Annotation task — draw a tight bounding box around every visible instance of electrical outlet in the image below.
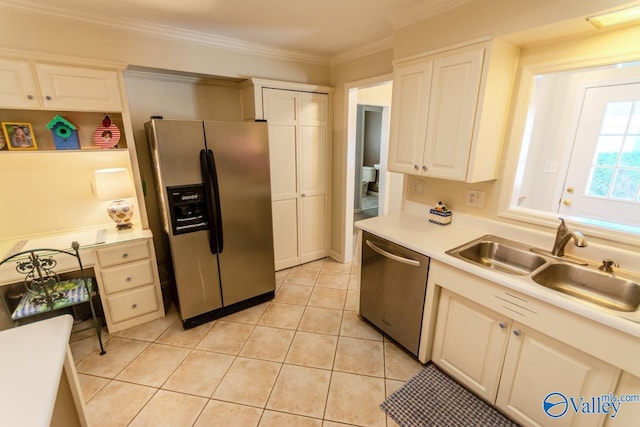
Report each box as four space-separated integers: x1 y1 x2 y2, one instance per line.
466 190 485 208
412 179 425 195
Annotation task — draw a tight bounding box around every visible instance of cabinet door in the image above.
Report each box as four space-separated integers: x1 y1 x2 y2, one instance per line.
496 322 620 427
604 372 640 427
432 289 510 402
388 60 433 174
34 63 122 111
298 92 328 263
423 48 483 180
0 59 40 108
263 89 328 269
264 89 300 269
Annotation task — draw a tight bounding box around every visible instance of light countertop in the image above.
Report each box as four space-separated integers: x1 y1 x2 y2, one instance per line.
0 315 74 427
0 223 152 286
355 205 640 338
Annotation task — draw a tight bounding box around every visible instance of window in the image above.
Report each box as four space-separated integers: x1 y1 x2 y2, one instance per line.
501 59 640 242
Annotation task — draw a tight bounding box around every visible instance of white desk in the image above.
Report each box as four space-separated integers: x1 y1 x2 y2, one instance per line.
0 224 165 333
0 315 87 427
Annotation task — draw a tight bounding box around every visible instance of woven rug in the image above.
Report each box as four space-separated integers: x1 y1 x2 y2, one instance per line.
381 363 520 427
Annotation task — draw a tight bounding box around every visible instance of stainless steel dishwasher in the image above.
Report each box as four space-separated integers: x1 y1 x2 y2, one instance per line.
360 231 429 356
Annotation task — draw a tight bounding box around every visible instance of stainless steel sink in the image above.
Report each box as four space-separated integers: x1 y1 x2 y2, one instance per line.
532 263 640 312
446 235 548 275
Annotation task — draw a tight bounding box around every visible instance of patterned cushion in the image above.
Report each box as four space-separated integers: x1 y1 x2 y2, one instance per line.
11 278 93 320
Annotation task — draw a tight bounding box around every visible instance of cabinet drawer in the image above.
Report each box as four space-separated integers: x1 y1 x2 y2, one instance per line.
96 240 150 268
101 260 154 294
107 285 159 324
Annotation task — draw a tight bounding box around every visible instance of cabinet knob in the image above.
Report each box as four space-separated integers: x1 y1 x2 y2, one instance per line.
414 164 419 171
498 322 507 329
422 165 428 172
301 193 306 198
122 253 129 259
126 276 132 282
27 95 34 100
132 303 137 309
513 329 521 336
45 95 52 101
563 199 572 206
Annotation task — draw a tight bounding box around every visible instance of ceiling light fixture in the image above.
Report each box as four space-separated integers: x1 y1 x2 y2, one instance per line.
587 5 640 28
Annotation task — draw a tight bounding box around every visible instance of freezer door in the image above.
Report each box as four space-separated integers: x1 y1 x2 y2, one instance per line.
146 119 222 319
170 230 223 319
204 121 276 306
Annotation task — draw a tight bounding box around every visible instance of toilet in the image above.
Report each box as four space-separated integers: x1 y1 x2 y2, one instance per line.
362 166 376 195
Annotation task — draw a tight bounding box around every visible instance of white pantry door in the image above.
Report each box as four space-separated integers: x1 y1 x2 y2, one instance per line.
262 88 329 270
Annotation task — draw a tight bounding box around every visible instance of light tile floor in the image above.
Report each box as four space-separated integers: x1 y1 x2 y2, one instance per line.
71 255 423 427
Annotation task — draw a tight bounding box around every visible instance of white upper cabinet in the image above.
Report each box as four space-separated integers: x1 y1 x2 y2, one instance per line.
388 39 518 182
0 59 40 109
0 58 122 111
388 60 433 174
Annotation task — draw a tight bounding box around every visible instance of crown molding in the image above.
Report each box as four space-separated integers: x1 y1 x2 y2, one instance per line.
0 0 330 65
331 36 395 65
388 0 476 30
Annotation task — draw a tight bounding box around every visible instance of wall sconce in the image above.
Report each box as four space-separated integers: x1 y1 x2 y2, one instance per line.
587 5 640 28
94 168 135 230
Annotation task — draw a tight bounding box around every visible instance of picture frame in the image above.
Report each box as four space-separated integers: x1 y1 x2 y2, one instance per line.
2 122 38 150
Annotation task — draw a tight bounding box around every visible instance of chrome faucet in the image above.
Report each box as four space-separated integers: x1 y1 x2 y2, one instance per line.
551 218 588 257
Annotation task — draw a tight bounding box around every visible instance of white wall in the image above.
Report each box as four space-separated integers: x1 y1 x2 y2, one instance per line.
0 8 331 84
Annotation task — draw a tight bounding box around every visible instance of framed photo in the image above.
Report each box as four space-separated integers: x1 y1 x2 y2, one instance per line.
2 122 37 150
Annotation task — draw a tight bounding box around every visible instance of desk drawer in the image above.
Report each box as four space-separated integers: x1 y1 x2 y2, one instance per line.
107 285 159 324
101 260 154 294
97 240 150 268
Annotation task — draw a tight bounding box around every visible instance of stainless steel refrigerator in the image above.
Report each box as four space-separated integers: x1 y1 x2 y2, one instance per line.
145 119 275 328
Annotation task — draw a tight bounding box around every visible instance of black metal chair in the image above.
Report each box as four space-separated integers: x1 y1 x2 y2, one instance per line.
0 241 106 355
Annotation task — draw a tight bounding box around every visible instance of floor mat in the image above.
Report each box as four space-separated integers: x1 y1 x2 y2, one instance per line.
381 363 520 427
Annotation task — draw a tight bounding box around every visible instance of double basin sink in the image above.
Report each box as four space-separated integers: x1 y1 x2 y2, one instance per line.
446 235 640 313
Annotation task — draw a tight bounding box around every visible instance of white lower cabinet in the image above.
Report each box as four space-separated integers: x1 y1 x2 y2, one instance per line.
94 237 165 333
496 323 620 427
432 289 509 402
433 288 621 427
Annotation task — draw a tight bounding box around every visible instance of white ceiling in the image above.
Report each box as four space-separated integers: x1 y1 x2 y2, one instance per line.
3 0 475 61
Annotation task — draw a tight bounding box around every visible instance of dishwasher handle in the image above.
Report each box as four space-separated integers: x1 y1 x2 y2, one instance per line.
365 240 421 267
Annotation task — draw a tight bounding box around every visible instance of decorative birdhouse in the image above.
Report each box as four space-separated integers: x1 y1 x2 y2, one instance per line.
46 115 79 150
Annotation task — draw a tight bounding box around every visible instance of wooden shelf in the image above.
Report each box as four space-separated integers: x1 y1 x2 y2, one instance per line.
0 109 128 151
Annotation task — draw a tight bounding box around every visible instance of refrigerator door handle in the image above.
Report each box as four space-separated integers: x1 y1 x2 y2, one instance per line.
200 149 219 254
207 149 224 253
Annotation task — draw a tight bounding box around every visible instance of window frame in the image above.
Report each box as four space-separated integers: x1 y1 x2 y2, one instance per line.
498 51 640 248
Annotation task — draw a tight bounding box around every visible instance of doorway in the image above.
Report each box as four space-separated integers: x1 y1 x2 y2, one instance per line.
354 105 383 222
342 76 403 262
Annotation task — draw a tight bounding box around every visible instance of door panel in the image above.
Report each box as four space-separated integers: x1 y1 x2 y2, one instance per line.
300 194 326 262
169 230 222 319
432 289 510 402
35 63 122 111
263 88 296 123
203 121 276 305
299 92 328 125
560 83 640 226
267 125 297 199
0 59 40 108
496 323 620 427
272 198 299 270
388 61 433 174
147 120 206 187
300 125 327 195
424 49 483 180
